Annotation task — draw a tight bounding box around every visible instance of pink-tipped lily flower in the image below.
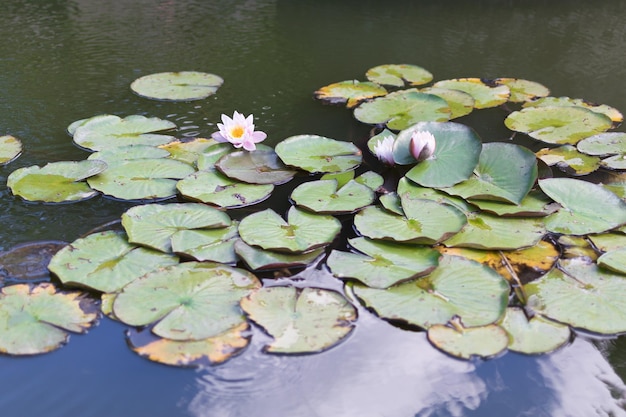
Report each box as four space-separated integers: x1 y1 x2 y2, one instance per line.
409 130 436 162
211 111 267 151
373 135 396 165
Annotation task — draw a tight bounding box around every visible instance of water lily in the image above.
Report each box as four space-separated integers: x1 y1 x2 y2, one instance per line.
373 135 395 165
410 130 436 161
212 111 267 151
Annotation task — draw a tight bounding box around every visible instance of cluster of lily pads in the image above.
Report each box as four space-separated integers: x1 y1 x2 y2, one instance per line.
1 66 625 365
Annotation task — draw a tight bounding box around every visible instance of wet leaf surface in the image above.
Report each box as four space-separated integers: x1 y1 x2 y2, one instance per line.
130 71 224 101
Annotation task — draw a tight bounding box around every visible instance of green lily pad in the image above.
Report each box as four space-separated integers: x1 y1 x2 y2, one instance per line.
171 223 239 264
499 307 570 354
353 89 451 130
327 237 439 289
48 231 179 293
7 160 107 203
432 78 510 109
354 171 384 191
468 190 558 217
159 138 218 165
121 203 231 253
597 247 626 275
216 149 297 185
0 283 98 355
539 178 626 235
0 135 22 165
113 262 261 340
238 206 341 253
67 114 119 136
397 177 473 212
536 145 601 176
504 106 613 145
176 170 274 208
600 173 626 200
197 143 237 170
365 64 433 87
87 158 195 201
130 71 224 101
440 142 538 204
234 239 324 271
88 144 171 164
577 132 626 156
601 154 626 170
419 87 475 119
427 320 509 359
0 241 67 282
588 232 626 252
494 78 550 103
352 254 510 329
443 212 546 250
401 122 482 188
240 286 357 354
128 322 250 367
523 96 623 124
379 192 404 215
314 80 387 108
73 114 177 151
275 135 362 173
290 178 375 214
525 258 626 334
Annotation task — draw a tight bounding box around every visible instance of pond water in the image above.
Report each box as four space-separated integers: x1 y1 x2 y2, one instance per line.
1 1 626 416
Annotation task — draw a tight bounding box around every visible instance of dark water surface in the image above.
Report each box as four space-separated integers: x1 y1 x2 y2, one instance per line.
2 1 626 416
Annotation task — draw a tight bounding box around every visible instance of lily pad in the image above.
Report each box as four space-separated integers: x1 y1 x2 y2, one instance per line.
327 237 439 289
499 307 570 354
365 64 433 87
0 135 22 165
597 247 626 275
353 89 451 130
539 178 626 235
588 232 626 252
0 241 67 282
197 143 237 170
0 283 98 355
73 114 177 151
440 142 538 204
468 190 558 217
275 135 362 173
494 78 550 103
314 80 387 108
216 149 297 185
88 144 171 164
401 122 482 188
397 177 473 212
113 262 261 340
523 96 623 124
234 239 324 271
290 178 375 214
504 106 613 145
171 223 239 264
238 206 341 253
355 171 384 191
121 203 231 253
240 286 357 354
7 160 107 203
176 170 274 208
602 154 626 170
432 78 510 109
524 258 626 334
352 254 510 329
577 132 626 156
130 71 224 101
419 87 475 119
159 137 218 165
48 231 179 293
536 145 601 176
427 320 509 359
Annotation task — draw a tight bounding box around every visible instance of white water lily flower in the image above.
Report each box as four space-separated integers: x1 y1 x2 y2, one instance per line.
211 111 267 151
373 135 395 165
410 130 436 162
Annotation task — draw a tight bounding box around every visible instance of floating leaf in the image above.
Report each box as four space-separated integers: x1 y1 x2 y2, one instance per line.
8 160 107 203
0 283 98 355
0 135 22 165
130 71 224 101
352 255 510 329
327 237 439 289
355 171 384 191
121 203 231 253
494 78 550 102
523 96 623 124
539 178 626 235
468 190 558 217
159 138 218 165
216 149 297 185
0 241 67 282
67 114 119 136
525 258 626 334
234 239 324 271
176 170 274 208
602 154 626 170
440 142 538 204
113 262 261 340
419 87 474 119
240 286 357 354
353 89 451 130
365 64 433 87
197 143 236 170
48 231 179 293
379 192 404 215
238 206 341 253
275 135 362 173
432 78 510 109
427 320 509 359
557 235 597 260
290 178 375 214
88 144 171 164
401 122 482 188
314 80 387 108
397 177 473 212
499 307 570 354
597 247 626 275
577 132 626 156
536 145 601 176
171 223 239 264
504 106 613 145
588 232 626 252
73 114 176 151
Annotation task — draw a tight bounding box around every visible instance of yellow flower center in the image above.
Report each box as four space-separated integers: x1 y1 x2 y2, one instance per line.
229 125 245 139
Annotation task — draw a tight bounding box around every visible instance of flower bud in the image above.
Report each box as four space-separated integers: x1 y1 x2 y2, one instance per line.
409 131 436 162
